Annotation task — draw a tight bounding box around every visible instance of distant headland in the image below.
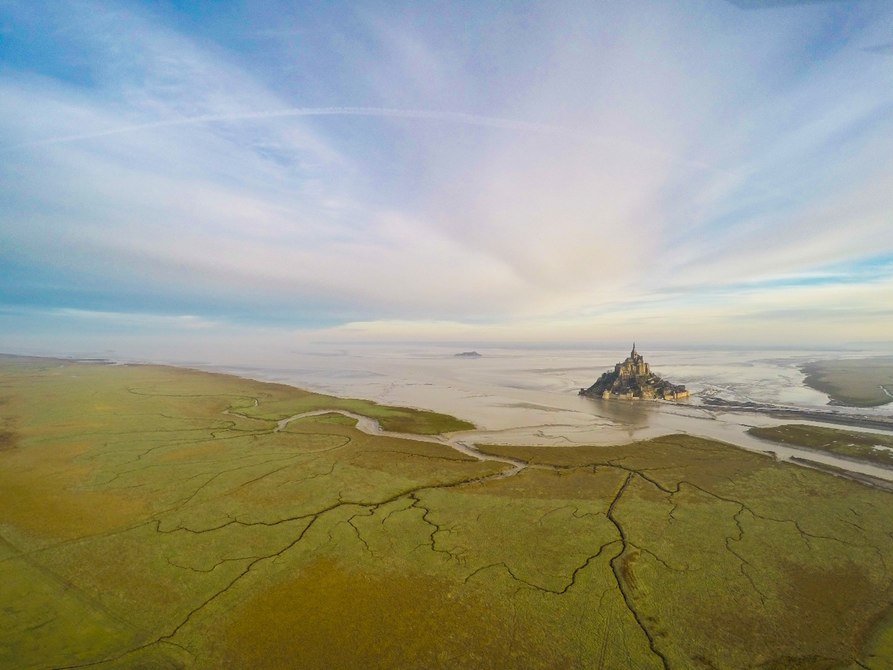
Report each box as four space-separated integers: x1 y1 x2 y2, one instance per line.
579 344 689 401
454 351 482 358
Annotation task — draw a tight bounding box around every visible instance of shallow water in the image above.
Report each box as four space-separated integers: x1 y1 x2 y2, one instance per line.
188 345 893 482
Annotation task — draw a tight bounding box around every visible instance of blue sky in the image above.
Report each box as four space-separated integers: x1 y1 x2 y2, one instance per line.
1 0 892 352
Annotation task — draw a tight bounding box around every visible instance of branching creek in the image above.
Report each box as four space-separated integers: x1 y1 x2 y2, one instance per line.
135 407 676 669
273 410 681 668
271 409 882 670
274 407 893 494
47 400 892 670
5 358 890 669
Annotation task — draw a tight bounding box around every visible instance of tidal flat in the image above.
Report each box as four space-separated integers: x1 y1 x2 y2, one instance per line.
1 357 893 669
801 358 893 408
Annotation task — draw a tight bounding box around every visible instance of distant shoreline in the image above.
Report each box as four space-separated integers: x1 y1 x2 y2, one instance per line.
800 357 893 407
5 351 893 485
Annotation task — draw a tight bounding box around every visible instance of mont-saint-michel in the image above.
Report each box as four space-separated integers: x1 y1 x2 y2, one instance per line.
579 344 690 401
4 1 893 667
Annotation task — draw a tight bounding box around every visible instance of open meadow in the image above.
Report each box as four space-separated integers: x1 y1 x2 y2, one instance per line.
1 357 892 669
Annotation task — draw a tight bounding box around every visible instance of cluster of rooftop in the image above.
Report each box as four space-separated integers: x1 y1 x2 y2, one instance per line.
579 344 689 401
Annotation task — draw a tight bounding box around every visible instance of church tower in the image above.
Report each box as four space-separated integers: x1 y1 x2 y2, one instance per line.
580 345 686 401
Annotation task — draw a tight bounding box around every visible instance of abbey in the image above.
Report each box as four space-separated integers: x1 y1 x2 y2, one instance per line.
579 345 689 401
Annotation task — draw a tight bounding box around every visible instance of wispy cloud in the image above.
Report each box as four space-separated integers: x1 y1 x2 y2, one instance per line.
1 0 892 348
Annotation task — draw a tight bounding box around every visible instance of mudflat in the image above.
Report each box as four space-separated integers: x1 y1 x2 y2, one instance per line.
801 357 893 407
1 357 892 669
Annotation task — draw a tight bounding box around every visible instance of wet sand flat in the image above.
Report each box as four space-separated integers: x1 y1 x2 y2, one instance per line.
202 346 893 482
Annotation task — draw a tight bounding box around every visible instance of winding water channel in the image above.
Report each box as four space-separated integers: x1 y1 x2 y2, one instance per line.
275 409 528 477
201 346 893 487
274 407 893 487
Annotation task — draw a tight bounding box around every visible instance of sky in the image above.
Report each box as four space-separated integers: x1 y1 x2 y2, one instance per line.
1 0 892 355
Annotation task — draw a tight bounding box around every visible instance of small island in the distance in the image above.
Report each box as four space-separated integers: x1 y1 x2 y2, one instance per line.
454 351 482 358
580 344 689 401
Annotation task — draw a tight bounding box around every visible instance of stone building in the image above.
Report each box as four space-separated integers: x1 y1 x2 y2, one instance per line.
615 343 649 379
579 345 689 401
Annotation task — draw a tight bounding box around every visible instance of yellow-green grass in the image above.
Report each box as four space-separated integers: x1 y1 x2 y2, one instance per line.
0 357 891 669
801 358 893 407
749 424 893 467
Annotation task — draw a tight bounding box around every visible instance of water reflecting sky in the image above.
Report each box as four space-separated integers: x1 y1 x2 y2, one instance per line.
194 345 893 478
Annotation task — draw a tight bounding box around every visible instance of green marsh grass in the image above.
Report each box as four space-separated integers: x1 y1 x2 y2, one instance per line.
0 358 891 669
749 423 893 467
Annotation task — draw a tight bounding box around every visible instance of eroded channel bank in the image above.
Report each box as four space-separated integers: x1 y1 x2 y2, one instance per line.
274 407 893 490
275 410 527 477
200 348 893 487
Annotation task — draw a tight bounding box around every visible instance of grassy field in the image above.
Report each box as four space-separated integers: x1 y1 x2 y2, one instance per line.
748 424 893 468
801 358 893 407
1 357 892 669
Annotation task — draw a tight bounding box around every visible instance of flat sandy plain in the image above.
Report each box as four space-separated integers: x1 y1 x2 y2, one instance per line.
1 356 893 669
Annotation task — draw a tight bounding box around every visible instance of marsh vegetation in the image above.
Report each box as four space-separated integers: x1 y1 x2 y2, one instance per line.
749 424 893 468
1 358 891 668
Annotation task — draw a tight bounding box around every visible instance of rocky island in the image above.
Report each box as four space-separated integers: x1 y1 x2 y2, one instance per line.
579 344 689 401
